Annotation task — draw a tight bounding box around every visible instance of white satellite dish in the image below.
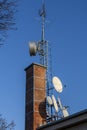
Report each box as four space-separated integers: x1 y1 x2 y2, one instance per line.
29 42 37 56
52 95 59 113
47 96 53 105
52 76 63 93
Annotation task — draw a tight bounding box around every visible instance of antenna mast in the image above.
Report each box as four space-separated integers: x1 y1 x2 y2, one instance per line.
38 1 48 66
38 1 53 95
29 0 53 119
38 1 54 119
40 1 45 41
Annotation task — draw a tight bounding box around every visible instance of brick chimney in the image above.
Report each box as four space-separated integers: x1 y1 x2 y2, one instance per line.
25 63 46 130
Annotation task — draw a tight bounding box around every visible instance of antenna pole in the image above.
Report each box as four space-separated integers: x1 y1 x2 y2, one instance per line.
39 2 46 65
39 1 54 119
41 3 45 41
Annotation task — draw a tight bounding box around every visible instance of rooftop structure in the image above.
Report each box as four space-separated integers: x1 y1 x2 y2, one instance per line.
37 109 87 130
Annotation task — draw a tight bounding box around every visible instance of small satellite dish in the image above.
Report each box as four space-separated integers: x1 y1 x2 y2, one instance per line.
52 95 59 113
47 96 53 105
52 76 63 93
29 42 37 56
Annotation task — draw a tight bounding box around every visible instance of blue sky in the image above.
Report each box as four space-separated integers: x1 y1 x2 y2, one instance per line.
0 0 87 130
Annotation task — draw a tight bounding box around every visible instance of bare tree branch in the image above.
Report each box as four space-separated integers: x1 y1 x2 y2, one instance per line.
0 0 17 44
0 115 15 130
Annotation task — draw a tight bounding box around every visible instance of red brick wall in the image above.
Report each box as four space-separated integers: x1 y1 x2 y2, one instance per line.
25 63 46 130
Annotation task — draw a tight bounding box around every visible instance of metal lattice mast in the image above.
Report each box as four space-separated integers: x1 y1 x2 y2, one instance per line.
38 2 54 118
38 2 47 66
29 1 53 118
